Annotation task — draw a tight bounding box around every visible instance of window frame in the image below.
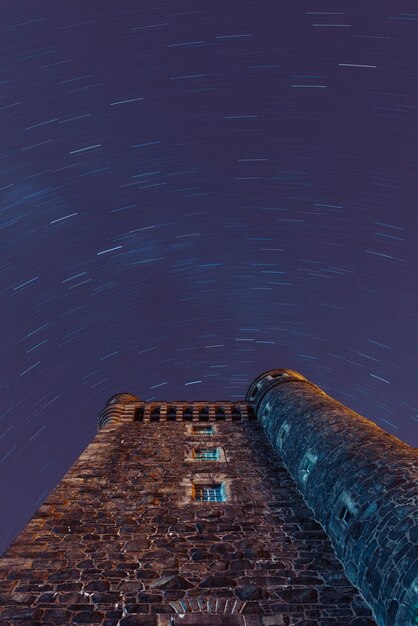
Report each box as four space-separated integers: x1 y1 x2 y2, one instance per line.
333 492 357 531
193 447 220 461
185 445 226 463
191 424 215 436
192 481 226 502
179 474 232 505
298 449 318 484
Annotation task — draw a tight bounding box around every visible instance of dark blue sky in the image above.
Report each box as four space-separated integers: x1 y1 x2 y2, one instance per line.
1 0 417 553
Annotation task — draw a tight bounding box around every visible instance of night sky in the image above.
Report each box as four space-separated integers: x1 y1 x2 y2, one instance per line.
1 0 417 554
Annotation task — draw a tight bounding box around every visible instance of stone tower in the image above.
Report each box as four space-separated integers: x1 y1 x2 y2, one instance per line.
0 369 416 626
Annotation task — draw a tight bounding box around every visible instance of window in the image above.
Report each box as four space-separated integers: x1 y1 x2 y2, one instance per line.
299 450 318 483
193 482 226 502
134 407 144 422
215 406 225 420
167 406 177 420
247 405 256 420
339 506 352 525
231 406 241 420
304 455 316 473
277 421 290 449
199 406 209 421
249 381 262 401
194 448 219 461
334 493 356 530
262 402 271 418
192 424 213 436
183 407 193 421
150 406 160 422
183 475 231 505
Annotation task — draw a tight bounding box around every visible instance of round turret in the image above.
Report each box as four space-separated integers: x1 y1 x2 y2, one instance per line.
248 369 418 626
98 392 140 430
246 368 313 406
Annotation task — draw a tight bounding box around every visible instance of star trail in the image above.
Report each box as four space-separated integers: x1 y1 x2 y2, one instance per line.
0 0 417 553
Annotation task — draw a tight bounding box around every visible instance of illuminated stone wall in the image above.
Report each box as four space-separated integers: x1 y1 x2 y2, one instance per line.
0 399 375 625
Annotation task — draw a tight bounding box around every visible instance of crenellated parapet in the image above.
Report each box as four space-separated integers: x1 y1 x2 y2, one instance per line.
247 369 418 626
97 399 254 430
105 392 141 406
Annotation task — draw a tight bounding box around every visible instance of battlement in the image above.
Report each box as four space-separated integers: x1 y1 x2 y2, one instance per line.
98 401 255 429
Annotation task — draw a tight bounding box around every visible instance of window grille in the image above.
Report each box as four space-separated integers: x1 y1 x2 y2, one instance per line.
192 425 213 435
194 448 219 461
193 482 225 502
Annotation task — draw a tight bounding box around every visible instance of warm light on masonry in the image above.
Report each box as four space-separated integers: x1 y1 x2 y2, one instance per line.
193 448 219 461
193 482 226 502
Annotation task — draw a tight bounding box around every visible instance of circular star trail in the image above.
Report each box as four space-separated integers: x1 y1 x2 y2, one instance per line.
0 0 417 552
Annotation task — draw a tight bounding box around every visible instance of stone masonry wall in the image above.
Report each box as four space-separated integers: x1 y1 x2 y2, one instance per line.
250 372 418 626
0 405 376 625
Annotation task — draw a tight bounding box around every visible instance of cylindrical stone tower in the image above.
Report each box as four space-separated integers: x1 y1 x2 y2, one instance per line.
97 393 140 429
246 369 418 626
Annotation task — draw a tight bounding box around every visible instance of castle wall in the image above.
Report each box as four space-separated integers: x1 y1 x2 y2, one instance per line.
0 406 375 625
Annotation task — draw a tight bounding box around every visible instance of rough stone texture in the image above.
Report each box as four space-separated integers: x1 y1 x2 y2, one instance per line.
0 400 375 625
248 370 418 626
